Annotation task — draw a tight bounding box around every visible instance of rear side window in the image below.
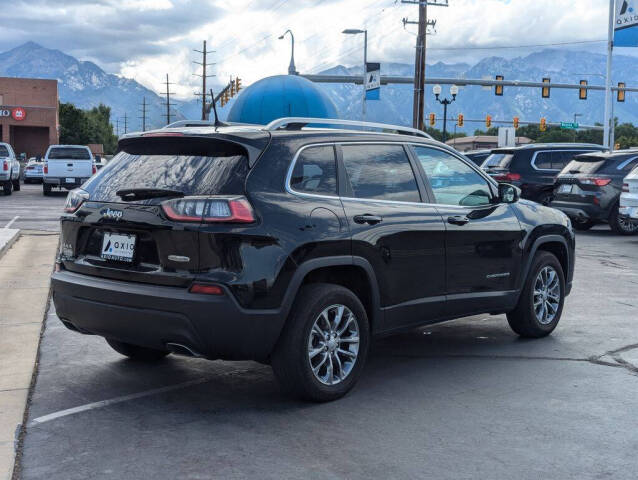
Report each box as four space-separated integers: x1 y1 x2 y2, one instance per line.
615 156 638 172
533 152 553 170
48 147 91 160
341 144 420 203
483 153 514 169
82 138 248 203
290 145 337 195
0 146 9 157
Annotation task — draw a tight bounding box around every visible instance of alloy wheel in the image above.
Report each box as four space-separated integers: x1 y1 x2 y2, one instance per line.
307 304 360 386
533 266 561 325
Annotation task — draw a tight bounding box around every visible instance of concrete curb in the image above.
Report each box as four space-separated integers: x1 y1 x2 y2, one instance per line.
0 229 20 261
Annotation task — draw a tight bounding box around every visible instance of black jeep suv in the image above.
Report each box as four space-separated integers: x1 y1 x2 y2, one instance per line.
551 149 638 235
52 119 575 402
481 143 606 205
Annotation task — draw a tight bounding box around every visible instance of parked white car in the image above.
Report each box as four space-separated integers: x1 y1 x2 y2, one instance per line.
43 145 95 196
0 142 21 195
619 166 638 223
23 157 44 184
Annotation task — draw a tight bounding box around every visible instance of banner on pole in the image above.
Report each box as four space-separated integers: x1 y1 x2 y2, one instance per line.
615 0 638 46
365 62 380 100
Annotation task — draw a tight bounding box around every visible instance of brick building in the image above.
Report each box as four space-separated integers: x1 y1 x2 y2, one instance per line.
0 77 59 158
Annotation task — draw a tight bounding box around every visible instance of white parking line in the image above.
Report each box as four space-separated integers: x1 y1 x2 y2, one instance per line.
4 215 19 228
29 377 212 426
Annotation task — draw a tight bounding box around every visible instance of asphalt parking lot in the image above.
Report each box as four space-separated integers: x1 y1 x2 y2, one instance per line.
12 225 638 479
0 184 66 231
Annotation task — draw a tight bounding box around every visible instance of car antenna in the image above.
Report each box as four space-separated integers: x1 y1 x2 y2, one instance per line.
209 88 226 128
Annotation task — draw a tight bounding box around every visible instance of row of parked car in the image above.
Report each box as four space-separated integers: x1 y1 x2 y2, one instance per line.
465 143 638 235
0 142 105 196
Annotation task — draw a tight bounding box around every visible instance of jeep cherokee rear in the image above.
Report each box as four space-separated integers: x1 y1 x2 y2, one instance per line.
52 120 575 402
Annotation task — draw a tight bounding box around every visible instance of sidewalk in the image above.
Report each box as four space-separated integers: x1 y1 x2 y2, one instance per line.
0 233 58 480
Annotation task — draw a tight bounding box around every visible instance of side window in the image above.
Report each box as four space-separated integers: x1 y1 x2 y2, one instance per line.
533 151 553 170
552 151 576 170
414 146 493 207
290 145 337 195
341 144 420 202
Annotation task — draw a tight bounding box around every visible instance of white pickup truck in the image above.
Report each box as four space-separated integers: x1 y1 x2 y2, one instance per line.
0 142 22 195
43 145 96 196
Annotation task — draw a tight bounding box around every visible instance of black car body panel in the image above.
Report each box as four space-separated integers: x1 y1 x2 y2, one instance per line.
481 143 606 203
52 126 576 361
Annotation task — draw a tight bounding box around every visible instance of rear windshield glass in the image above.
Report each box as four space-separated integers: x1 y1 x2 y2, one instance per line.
561 155 637 175
48 147 91 160
482 153 514 169
0 146 9 157
82 138 248 203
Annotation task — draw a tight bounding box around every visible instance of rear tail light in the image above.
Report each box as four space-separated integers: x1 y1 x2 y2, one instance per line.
64 188 89 213
623 183 630 193
492 172 521 182
92 164 97 175
43 163 48 174
580 177 612 186
2 161 7 171
189 284 224 295
161 196 255 223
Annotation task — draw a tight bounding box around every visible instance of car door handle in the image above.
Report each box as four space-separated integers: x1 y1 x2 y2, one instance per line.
447 215 470 226
354 214 383 225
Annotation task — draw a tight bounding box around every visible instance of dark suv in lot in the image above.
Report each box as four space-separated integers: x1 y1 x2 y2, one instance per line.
551 149 638 235
481 143 606 205
52 118 575 402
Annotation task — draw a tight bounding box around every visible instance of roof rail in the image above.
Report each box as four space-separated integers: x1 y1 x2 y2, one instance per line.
163 120 217 128
264 117 433 139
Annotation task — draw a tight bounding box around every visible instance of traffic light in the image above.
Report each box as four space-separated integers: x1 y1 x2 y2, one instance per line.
542 78 551 98
457 114 464 127
429 112 436 127
618 82 626 102
220 95 226 108
540 117 547 132
513 116 519 129
579 80 588 100
485 114 492 128
495 75 504 96
235 77 242 93
230 78 236 96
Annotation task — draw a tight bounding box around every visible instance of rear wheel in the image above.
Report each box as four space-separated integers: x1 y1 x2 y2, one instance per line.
3 181 12 196
537 191 553 206
272 283 370 402
43 184 52 196
609 205 638 235
572 219 595 231
12 179 20 191
507 251 565 338
105 338 170 361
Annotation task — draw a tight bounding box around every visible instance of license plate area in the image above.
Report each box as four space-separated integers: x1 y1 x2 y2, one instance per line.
66 177 75 183
101 232 136 262
558 184 572 194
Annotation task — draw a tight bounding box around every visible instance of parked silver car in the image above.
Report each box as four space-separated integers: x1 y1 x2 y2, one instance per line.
24 157 44 184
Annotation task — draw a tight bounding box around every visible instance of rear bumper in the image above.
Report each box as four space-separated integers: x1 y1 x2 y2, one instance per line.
44 177 90 188
550 200 610 222
51 270 286 362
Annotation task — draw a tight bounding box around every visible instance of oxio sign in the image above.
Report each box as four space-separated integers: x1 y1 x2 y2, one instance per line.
0 107 27 121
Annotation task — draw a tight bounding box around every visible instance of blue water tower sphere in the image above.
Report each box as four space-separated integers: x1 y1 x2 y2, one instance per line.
227 75 339 124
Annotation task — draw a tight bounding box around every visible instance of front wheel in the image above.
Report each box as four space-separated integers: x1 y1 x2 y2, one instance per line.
271 283 370 402
609 205 638 235
507 251 565 338
105 338 170 361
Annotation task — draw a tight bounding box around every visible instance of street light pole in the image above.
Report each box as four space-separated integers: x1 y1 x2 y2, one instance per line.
433 84 458 143
343 28 368 121
278 30 297 75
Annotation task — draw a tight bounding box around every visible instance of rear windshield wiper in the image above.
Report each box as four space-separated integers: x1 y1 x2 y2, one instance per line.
116 188 185 201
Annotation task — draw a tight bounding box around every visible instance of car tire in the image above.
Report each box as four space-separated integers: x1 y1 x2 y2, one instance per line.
609 205 638 235
3 181 12 196
105 338 170 361
271 283 370 402
12 179 20 192
43 184 52 196
537 192 553 206
507 251 565 338
572 219 595 231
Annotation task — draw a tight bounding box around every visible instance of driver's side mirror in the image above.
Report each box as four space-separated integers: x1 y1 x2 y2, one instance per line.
498 183 520 204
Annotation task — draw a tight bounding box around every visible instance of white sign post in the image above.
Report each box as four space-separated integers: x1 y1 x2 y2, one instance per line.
498 127 516 148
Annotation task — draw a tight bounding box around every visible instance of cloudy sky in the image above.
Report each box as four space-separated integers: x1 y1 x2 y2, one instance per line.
1 0 615 99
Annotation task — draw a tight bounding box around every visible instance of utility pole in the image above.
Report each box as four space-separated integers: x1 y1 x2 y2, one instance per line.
115 118 120 137
122 112 128 134
194 40 215 120
402 0 448 131
139 97 148 132
162 74 176 125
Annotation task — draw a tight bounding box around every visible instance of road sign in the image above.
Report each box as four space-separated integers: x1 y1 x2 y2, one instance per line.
365 62 380 100
560 122 580 130
498 127 516 147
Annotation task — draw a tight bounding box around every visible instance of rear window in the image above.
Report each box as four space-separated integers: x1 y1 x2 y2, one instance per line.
483 152 514 169
82 138 248 203
561 155 638 175
48 147 91 160
0 146 9 157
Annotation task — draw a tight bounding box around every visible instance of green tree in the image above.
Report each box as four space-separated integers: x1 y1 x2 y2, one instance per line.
59 102 118 154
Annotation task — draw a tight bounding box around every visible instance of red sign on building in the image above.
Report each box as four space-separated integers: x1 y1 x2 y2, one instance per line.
11 107 26 121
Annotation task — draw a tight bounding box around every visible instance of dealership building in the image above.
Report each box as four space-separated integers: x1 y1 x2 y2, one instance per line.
0 77 59 158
